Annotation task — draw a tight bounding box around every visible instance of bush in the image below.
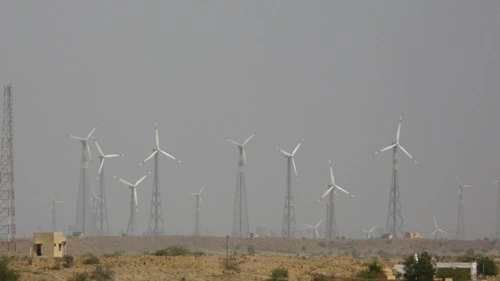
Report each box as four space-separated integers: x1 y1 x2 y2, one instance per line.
247 245 256 255
268 267 288 281
221 258 243 272
68 272 90 281
318 242 326 248
403 251 436 281
63 255 74 268
83 255 100 265
0 258 19 281
355 260 382 280
477 256 498 276
91 265 115 281
154 246 190 256
193 251 205 256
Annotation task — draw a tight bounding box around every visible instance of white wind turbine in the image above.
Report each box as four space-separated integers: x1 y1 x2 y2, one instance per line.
93 137 124 236
375 116 417 238
316 160 355 239
114 172 151 236
361 225 378 239
68 126 97 235
455 176 472 240
189 186 205 238
430 216 447 239
276 138 304 238
50 193 64 232
139 121 181 236
225 132 255 238
304 218 324 239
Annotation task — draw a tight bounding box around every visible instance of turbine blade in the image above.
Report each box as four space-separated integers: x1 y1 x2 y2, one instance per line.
303 224 314 228
315 228 319 238
139 151 157 167
433 216 438 229
159 149 182 164
292 158 298 182
462 185 472 188
114 176 134 187
398 145 417 164
493 181 500 184
242 148 247 166
86 126 97 140
374 144 396 154
333 190 339 198
292 138 304 155
155 121 160 149
430 230 437 238
68 134 85 141
396 116 402 143
104 154 124 158
243 132 256 146
438 229 447 235
134 188 138 208
456 176 463 187
276 148 292 157
98 158 105 176
199 196 203 206
369 225 377 233
335 185 355 198
316 218 324 228
86 142 92 161
199 185 205 194
320 186 334 199
328 159 336 186
56 200 64 204
93 138 104 156
50 192 55 201
225 138 243 146
135 171 152 186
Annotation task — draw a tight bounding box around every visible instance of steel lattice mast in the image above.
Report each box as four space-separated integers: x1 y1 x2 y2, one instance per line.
455 177 471 240
68 127 96 235
493 181 500 240
189 186 205 238
139 122 181 236
375 116 417 238
276 139 303 239
0 85 15 253
226 133 254 238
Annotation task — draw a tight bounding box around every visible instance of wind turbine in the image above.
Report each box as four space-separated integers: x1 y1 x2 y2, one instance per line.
316 159 355 239
139 121 181 236
189 186 205 238
361 225 378 239
492 181 500 240
375 116 417 238
430 216 447 239
304 218 324 239
276 138 304 239
114 172 151 236
68 126 97 235
455 176 471 240
225 132 255 238
93 137 124 236
50 193 64 232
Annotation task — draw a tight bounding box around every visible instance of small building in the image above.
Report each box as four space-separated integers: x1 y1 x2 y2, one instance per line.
404 231 422 239
249 232 259 239
32 232 67 258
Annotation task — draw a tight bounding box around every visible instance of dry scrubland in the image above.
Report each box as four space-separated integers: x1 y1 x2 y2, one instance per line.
7 236 500 280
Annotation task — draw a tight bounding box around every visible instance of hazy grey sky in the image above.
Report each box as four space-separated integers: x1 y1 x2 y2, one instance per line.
1 1 500 239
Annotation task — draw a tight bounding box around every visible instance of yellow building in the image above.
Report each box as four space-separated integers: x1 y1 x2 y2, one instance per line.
32 232 67 258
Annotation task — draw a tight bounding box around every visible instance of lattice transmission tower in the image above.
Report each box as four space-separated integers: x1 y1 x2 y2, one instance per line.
0 85 15 253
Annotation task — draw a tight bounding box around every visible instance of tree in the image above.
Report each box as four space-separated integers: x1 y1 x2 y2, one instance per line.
0 258 19 281
477 256 498 276
403 251 436 281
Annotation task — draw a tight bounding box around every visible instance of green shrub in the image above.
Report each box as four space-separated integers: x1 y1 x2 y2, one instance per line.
83 255 100 265
368 260 382 273
0 258 19 281
154 246 190 256
268 267 288 281
356 270 379 279
68 272 90 281
247 244 256 255
63 255 74 268
477 256 498 276
221 258 243 272
91 265 115 281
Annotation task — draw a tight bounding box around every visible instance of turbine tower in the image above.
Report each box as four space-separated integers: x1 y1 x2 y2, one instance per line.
430 216 447 239
50 193 64 232
304 218 324 239
139 122 181 236
375 116 417 238
361 225 378 239
316 159 355 239
189 186 205 238
225 132 255 238
93 137 124 236
68 126 97 235
276 138 304 239
492 181 500 240
114 172 151 236
455 176 471 240
0 85 15 253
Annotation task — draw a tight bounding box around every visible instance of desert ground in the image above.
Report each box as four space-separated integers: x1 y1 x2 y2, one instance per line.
7 235 500 280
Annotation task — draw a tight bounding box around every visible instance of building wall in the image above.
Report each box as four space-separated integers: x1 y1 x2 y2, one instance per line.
33 232 66 258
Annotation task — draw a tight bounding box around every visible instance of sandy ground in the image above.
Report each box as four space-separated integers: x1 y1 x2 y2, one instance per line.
7 236 500 280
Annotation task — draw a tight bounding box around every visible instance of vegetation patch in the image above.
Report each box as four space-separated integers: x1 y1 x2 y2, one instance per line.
83 255 100 265
0 257 19 281
154 245 190 256
267 267 288 281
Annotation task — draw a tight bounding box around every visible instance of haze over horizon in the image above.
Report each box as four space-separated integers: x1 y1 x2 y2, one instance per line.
1 1 500 240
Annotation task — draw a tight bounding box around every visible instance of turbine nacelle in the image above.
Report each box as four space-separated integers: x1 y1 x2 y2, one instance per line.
225 132 255 166
68 126 98 161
